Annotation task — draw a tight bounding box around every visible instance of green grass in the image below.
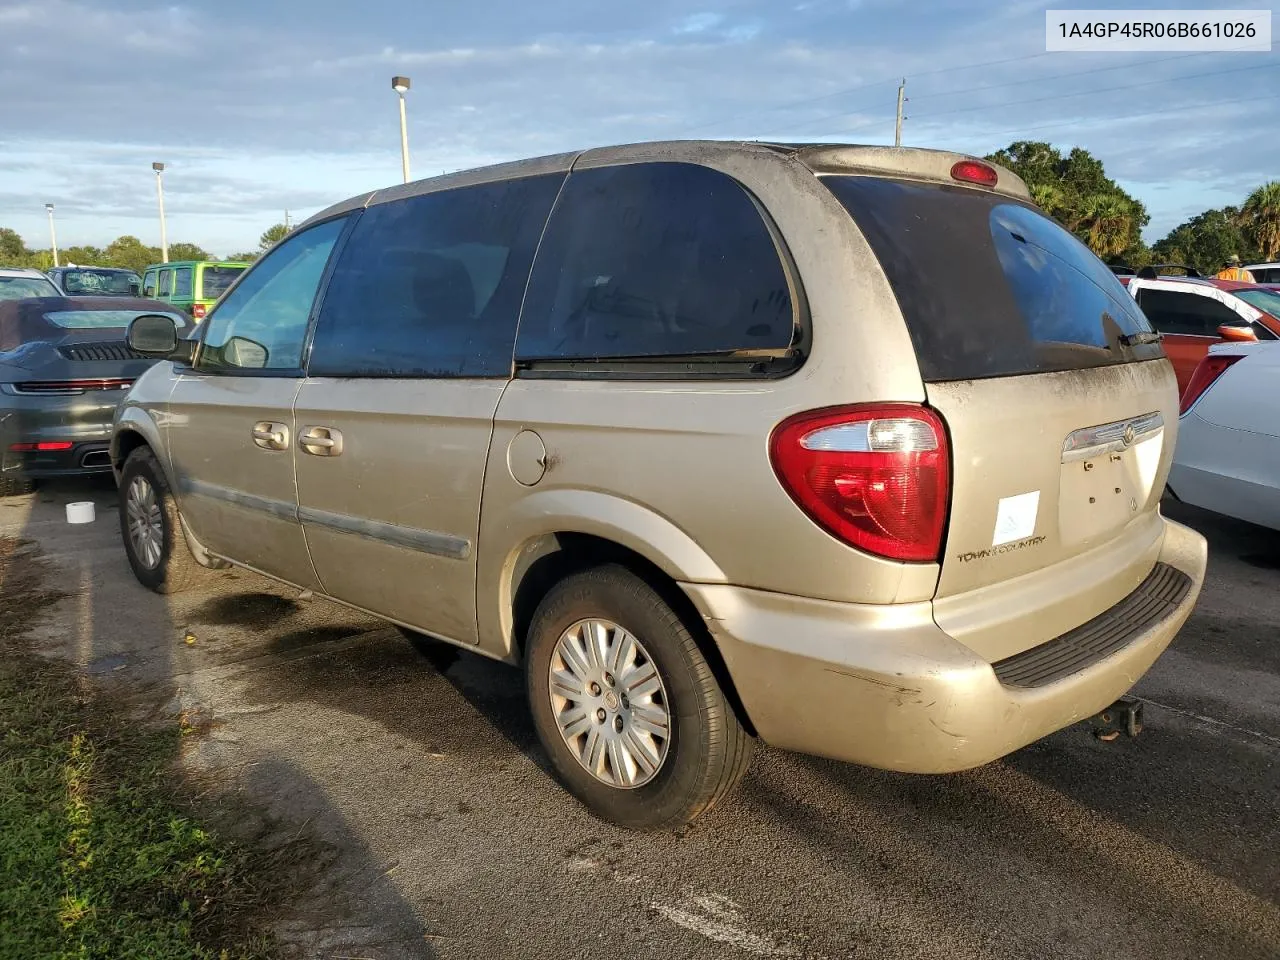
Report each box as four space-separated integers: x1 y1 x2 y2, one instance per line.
0 538 283 959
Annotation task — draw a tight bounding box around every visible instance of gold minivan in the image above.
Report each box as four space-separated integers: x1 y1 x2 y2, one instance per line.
112 141 1207 829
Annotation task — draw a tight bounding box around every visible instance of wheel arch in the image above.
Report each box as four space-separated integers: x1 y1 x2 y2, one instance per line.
504 531 757 737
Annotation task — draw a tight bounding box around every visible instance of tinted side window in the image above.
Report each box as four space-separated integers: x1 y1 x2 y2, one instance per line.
174 267 193 298
1137 289 1240 336
157 270 172 296
516 163 794 363
197 217 346 372
309 174 565 378
143 271 158 297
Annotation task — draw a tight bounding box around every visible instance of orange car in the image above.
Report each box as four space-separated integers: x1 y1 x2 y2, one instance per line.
1124 272 1280 395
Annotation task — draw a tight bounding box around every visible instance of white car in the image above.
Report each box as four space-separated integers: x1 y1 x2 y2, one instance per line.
1169 341 1280 531
1244 261 1280 283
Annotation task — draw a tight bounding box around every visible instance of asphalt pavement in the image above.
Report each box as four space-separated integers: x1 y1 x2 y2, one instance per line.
5 478 1278 960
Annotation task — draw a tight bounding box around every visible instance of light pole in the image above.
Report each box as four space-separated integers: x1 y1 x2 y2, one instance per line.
45 204 59 267
392 76 411 183
152 161 169 263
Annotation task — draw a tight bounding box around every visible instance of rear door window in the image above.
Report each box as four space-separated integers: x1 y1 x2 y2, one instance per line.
173 267 193 298
516 162 795 366
823 177 1159 381
157 269 173 297
308 173 564 378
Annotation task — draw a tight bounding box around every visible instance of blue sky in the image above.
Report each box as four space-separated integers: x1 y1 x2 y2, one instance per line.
1 0 1275 256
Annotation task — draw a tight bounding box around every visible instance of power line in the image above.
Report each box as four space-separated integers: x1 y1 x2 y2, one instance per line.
910 61 1277 121
931 91 1256 144
670 49 1054 136
770 55 1273 139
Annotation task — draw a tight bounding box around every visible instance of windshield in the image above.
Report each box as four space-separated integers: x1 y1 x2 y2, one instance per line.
58 269 141 296
822 176 1159 381
201 266 246 299
43 309 189 330
0 276 60 301
1235 288 1280 318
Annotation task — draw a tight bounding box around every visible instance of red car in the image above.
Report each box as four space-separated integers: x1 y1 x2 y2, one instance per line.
1123 268 1280 395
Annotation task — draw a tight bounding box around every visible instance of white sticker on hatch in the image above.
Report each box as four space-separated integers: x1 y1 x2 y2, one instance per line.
993 491 1040 547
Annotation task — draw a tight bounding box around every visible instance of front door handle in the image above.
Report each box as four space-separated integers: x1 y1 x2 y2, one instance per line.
252 421 289 451
299 425 343 457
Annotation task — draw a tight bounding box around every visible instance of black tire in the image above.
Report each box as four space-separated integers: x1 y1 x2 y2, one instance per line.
525 564 754 830
0 475 34 498
396 626 461 671
118 446 206 594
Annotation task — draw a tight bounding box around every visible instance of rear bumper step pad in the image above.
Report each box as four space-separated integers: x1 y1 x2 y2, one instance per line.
992 562 1192 688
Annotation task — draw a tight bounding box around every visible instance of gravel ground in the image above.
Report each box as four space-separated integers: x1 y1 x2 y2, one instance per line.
6 478 1278 960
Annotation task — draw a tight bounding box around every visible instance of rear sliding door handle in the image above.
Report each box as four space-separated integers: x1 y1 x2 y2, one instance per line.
251 421 289 451
299 425 343 457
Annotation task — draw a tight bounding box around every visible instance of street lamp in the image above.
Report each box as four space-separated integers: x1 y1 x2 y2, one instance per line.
392 75 411 183
152 161 169 263
44 204 59 267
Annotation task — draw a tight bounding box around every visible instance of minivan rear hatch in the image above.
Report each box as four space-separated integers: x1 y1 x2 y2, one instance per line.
823 173 1176 662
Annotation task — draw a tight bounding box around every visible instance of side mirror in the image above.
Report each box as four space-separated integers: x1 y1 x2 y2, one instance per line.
1218 323 1258 343
224 336 268 368
128 314 195 363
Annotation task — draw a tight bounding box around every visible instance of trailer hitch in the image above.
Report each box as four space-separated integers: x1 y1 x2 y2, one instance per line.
1091 697 1143 742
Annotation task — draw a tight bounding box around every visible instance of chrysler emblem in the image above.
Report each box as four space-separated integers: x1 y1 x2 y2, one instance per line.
1122 424 1136 447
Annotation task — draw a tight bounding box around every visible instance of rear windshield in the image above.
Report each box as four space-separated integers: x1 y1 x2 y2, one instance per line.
43 309 189 330
823 177 1160 381
58 269 141 296
1236 287 1280 318
200 266 245 299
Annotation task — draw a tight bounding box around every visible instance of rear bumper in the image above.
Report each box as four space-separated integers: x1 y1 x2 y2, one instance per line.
684 515 1207 773
0 393 118 479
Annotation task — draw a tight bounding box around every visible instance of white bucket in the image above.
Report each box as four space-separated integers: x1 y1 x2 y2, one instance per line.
66 501 96 524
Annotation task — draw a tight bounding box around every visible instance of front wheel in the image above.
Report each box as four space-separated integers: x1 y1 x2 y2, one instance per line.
118 447 206 594
525 564 754 830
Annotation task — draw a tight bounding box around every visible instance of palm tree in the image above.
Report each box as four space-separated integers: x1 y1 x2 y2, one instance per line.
1078 194 1135 260
1030 183 1068 223
1240 181 1280 261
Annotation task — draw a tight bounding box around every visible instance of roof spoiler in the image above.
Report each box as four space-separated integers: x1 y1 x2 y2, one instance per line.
1136 264 1202 279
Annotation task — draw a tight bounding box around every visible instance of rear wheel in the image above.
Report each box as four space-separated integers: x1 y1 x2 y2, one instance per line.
118 447 206 594
525 564 753 830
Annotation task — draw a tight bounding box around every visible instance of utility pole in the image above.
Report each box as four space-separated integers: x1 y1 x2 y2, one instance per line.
894 78 907 148
284 209 291 231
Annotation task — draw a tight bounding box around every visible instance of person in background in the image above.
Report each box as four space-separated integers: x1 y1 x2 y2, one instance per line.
1216 254 1256 282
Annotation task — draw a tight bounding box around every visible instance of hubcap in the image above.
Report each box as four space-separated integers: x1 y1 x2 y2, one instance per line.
548 619 670 789
125 476 164 570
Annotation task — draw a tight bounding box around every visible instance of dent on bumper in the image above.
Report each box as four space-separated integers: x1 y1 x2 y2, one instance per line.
684 516 1207 773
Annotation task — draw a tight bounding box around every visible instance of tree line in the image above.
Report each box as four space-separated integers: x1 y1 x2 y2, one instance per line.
987 141 1279 270
0 223 289 275
4 143 1278 275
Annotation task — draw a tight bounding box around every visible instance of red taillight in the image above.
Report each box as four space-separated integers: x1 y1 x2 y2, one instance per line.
9 441 74 452
950 160 998 188
192 303 207 319
1180 354 1243 414
769 404 951 562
